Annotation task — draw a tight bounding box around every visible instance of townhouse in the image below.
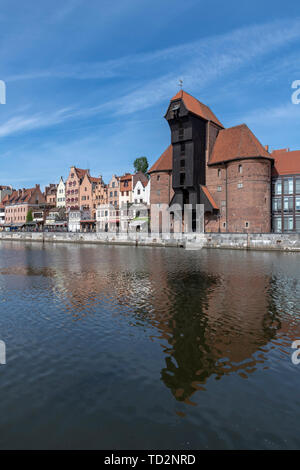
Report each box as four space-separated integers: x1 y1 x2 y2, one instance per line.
3 185 47 228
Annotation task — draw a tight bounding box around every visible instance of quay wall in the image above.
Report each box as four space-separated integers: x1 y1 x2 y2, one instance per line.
0 231 299 252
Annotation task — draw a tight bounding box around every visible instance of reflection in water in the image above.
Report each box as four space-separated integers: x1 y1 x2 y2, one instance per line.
0 241 299 449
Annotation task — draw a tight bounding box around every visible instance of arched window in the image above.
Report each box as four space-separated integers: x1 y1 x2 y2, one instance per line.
238 164 243 174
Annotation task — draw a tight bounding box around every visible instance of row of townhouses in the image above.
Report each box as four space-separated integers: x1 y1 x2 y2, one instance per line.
0 169 151 233
0 90 299 234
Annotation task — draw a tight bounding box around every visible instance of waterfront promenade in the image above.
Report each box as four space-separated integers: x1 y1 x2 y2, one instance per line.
0 231 299 251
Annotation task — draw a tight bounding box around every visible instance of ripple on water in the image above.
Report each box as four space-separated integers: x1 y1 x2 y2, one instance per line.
0 242 299 449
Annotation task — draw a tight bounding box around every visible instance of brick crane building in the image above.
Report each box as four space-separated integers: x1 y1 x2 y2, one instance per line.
149 90 300 233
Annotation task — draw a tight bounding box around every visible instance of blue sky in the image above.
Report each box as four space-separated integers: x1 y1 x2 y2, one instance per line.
1 0 300 189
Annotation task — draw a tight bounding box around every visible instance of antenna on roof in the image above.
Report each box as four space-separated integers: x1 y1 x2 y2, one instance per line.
178 79 183 90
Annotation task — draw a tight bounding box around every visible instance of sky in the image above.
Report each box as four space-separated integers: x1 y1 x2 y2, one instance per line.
1 0 300 189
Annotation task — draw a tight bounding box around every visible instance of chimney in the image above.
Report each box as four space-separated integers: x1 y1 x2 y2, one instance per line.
264 145 269 152
35 184 40 190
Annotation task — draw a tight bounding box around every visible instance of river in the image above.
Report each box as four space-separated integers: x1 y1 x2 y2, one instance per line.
0 241 299 449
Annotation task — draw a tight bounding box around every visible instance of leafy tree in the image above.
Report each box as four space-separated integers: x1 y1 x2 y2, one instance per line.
26 210 33 223
134 156 148 174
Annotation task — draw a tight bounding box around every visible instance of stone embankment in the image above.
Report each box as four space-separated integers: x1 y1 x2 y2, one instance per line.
0 231 299 251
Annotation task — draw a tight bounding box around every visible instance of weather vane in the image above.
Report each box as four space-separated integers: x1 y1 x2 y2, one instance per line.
178 79 183 90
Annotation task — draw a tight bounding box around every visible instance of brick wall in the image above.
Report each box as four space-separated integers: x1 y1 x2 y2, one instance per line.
150 171 173 206
227 159 272 233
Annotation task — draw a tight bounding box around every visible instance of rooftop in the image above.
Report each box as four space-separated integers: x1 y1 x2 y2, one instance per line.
169 90 223 128
148 145 173 173
209 124 272 165
272 148 300 176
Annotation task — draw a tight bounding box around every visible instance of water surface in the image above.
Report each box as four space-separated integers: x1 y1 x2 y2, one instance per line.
0 241 299 449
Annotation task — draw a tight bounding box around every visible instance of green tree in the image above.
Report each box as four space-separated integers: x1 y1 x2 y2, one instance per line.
26 210 33 223
134 156 148 174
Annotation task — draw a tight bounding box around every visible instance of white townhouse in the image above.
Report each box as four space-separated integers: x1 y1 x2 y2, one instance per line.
56 177 66 208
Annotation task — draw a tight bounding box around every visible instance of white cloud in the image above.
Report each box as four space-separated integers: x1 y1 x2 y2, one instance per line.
2 17 300 138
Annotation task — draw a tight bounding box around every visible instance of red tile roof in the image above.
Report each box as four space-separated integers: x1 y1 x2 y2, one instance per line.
200 185 219 210
119 173 132 181
89 176 102 184
132 171 149 188
209 124 272 165
148 145 173 173
272 149 300 176
3 186 45 206
74 167 89 180
170 90 223 128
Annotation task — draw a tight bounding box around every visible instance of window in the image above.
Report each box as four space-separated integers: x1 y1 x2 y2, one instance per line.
273 180 282 195
284 217 293 231
157 175 160 181
296 197 300 211
284 197 293 212
178 122 184 139
137 189 140 195
217 186 222 192
296 178 300 194
218 169 221 178
273 198 282 211
157 190 160 196
238 164 243 174
284 178 293 194
180 159 185 169
180 143 185 155
112 182 115 188
180 173 186 185
237 183 243 189
245 221 249 228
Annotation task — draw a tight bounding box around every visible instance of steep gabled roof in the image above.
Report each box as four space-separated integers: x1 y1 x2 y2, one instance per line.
169 90 223 128
3 186 44 206
209 124 272 165
148 145 173 173
132 171 148 189
272 149 300 176
74 167 89 180
19 188 34 203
